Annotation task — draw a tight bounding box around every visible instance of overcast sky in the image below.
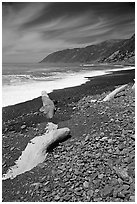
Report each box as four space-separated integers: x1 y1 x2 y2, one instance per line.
2 2 135 63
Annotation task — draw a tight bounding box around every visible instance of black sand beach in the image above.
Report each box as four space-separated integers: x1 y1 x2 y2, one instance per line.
2 69 135 202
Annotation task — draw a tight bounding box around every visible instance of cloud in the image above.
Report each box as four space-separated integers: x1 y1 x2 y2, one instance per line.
2 2 135 63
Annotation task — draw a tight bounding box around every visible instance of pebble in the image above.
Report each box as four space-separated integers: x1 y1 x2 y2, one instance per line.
10 147 15 151
94 198 102 202
117 192 125 198
113 166 129 180
118 144 125 151
118 178 123 184
85 135 90 141
100 132 105 137
43 187 51 192
122 184 130 190
111 178 118 186
108 149 113 153
108 138 113 143
74 169 80 175
83 181 89 188
98 174 104 179
54 195 60 201
21 125 26 129
87 189 94 197
100 136 108 141
54 154 60 159
101 185 114 197
130 195 135 202
95 189 99 193
130 135 135 140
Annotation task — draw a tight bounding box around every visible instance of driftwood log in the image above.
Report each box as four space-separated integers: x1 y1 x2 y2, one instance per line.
132 79 135 91
103 84 128 102
132 84 135 91
40 91 55 118
2 123 70 180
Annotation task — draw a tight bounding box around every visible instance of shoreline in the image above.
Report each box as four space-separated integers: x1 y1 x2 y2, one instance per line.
2 66 134 108
2 69 135 116
2 68 135 202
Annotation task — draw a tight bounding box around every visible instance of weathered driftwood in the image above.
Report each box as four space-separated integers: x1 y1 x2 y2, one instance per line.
40 91 55 118
2 123 70 180
132 84 135 91
103 84 128 102
132 79 135 91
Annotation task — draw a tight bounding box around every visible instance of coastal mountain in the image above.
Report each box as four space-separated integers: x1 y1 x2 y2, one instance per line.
40 34 135 64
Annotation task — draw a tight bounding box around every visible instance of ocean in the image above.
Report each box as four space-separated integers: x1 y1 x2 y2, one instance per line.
2 63 134 107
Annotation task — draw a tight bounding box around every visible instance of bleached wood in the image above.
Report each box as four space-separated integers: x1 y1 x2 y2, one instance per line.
2 123 70 180
40 91 55 118
103 84 128 102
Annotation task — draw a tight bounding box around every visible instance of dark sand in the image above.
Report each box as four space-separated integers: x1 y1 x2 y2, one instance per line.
2 69 135 202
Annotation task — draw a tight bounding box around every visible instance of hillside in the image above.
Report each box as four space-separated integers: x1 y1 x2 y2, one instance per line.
40 34 135 64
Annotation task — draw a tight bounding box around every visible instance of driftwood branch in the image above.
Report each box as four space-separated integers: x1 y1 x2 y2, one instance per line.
3 123 70 180
103 84 128 102
132 79 135 91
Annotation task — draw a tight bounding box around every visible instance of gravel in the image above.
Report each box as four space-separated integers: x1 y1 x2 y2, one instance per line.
2 84 135 202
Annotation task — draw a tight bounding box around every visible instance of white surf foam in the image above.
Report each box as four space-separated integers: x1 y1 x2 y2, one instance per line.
2 70 108 107
2 67 134 107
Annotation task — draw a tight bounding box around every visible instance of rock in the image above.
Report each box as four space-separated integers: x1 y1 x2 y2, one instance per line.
85 135 90 141
122 184 130 191
108 149 113 153
39 91 55 119
54 195 60 201
10 147 15 151
98 174 104 179
100 132 105 137
21 125 26 129
83 181 89 188
101 185 114 197
130 134 135 140
54 154 60 159
118 144 125 151
37 163 46 169
117 178 123 184
90 172 98 180
113 189 118 198
130 195 135 202
113 166 129 180
63 194 71 201
87 189 94 197
111 178 118 186
93 180 100 189
74 169 80 175
43 186 51 192
117 192 125 198
100 136 108 141
94 198 102 202
31 182 42 190
90 99 97 103
108 139 113 144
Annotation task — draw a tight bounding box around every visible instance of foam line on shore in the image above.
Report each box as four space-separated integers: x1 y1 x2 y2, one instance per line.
2 67 134 107
2 70 108 107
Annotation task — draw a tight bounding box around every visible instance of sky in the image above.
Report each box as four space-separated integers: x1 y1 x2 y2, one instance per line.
2 2 135 63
